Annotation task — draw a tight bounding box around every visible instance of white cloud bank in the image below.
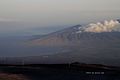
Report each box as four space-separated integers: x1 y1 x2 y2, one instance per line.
77 20 120 33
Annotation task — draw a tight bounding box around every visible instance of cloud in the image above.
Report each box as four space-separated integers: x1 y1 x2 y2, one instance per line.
0 18 17 22
83 20 120 33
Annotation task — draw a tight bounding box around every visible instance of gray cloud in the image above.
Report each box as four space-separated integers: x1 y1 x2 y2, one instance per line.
0 18 18 22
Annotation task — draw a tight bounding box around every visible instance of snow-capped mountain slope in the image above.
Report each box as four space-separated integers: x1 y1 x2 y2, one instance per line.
30 20 120 46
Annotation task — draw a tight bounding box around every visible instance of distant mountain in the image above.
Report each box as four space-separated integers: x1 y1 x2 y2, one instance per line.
1 20 120 66
26 20 120 66
30 20 120 46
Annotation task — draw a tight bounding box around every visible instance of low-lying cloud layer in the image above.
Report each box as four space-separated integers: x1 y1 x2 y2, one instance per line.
0 18 17 22
82 20 120 33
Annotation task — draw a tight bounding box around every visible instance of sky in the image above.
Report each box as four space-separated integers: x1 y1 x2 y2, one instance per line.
0 0 120 36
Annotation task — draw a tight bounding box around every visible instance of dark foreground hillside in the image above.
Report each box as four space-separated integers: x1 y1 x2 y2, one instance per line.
0 63 120 80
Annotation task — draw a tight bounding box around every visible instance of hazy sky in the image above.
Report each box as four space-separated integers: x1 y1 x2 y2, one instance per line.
0 0 120 35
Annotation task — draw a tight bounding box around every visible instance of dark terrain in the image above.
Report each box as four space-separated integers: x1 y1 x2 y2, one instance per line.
0 63 120 80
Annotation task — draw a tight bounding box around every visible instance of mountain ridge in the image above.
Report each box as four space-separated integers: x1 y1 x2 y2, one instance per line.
23 19 120 66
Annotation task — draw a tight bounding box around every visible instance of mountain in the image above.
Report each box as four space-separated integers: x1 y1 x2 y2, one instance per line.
30 25 82 46
30 20 120 46
1 20 120 66
26 20 120 66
